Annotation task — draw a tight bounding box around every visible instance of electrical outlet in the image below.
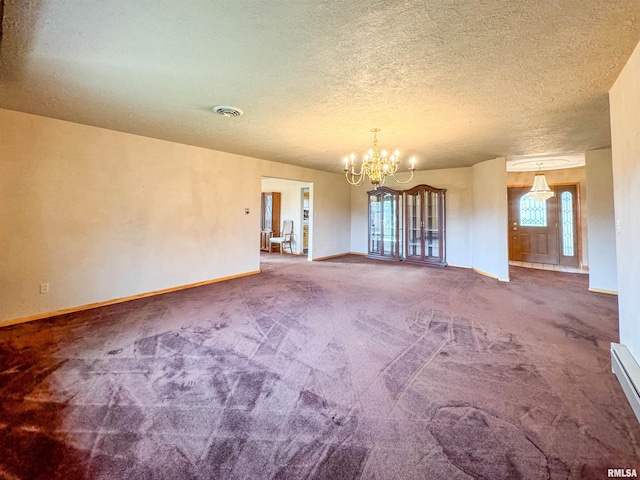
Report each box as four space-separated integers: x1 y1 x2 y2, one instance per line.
245 208 250 215
40 282 50 294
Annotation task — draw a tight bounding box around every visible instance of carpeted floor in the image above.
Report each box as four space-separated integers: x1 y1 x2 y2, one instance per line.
0 254 638 479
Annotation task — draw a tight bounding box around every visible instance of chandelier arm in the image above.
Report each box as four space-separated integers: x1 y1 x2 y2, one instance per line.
349 163 365 176
345 170 365 186
390 169 415 185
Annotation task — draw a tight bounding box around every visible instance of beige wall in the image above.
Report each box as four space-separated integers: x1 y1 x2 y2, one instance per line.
261 177 311 254
2 105 623 328
610 39 640 361
0 109 350 325
349 167 473 267
585 149 617 293
507 167 588 267
472 158 509 281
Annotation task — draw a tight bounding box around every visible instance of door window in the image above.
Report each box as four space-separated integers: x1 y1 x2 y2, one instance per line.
561 191 574 256
519 196 547 227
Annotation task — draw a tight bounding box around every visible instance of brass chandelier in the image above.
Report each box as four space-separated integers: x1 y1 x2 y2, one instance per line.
344 128 416 188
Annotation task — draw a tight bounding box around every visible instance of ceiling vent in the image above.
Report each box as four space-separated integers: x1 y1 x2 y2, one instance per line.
211 105 243 118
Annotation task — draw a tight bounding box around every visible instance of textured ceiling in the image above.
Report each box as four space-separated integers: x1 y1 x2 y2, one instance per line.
1 1 639 174
506 153 585 172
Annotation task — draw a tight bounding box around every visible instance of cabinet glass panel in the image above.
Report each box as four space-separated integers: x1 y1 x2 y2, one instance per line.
426 191 439 258
367 187 400 259
406 191 421 258
382 192 397 255
369 193 382 255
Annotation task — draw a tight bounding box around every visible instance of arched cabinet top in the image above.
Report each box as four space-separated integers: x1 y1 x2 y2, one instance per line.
367 186 402 196
367 184 447 196
404 184 447 195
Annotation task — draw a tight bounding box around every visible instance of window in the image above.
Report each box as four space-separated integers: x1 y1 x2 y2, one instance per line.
561 191 574 256
519 196 547 227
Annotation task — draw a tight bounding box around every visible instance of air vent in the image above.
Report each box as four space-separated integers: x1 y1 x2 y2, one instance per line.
211 105 244 118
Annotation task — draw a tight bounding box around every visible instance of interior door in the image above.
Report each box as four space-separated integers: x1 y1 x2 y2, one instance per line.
508 187 559 264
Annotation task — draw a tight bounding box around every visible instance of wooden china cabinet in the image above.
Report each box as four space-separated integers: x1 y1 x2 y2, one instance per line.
366 184 446 266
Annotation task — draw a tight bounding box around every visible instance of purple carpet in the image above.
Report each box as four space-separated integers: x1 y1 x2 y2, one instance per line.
0 254 638 479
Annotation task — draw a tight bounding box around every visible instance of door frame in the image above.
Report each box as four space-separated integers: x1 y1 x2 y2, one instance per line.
507 182 582 266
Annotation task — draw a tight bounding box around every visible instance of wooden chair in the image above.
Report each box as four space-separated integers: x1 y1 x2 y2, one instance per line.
269 220 293 254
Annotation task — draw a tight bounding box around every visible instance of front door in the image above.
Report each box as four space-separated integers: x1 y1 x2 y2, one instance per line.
508 185 579 266
508 187 559 264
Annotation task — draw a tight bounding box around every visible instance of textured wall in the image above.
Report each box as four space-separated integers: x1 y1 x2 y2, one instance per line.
0 109 350 324
585 149 617 293
610 39 640 361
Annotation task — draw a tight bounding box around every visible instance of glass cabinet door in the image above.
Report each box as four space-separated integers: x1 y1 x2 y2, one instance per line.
406 190 422 260
367 187 400 260
382 191 398 255
425 191 439 259
403 185 446 266
369 192 382 255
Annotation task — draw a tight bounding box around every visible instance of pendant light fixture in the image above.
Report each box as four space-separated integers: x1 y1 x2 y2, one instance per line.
528 163 554 200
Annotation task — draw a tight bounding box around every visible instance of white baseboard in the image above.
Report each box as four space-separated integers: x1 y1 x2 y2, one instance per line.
588 287 618 295
611 343 640 423
472 267 510 283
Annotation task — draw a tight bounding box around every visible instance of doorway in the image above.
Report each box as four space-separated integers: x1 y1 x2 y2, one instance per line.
260 177 312 259
508 184 579 267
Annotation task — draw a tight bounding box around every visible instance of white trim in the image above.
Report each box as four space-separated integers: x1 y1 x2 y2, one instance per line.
588 287 618 295
611 343 640 423
0 270 260 329
472 267 510 283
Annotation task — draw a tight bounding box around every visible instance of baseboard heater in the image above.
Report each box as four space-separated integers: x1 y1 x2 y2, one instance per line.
611 343 640 423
